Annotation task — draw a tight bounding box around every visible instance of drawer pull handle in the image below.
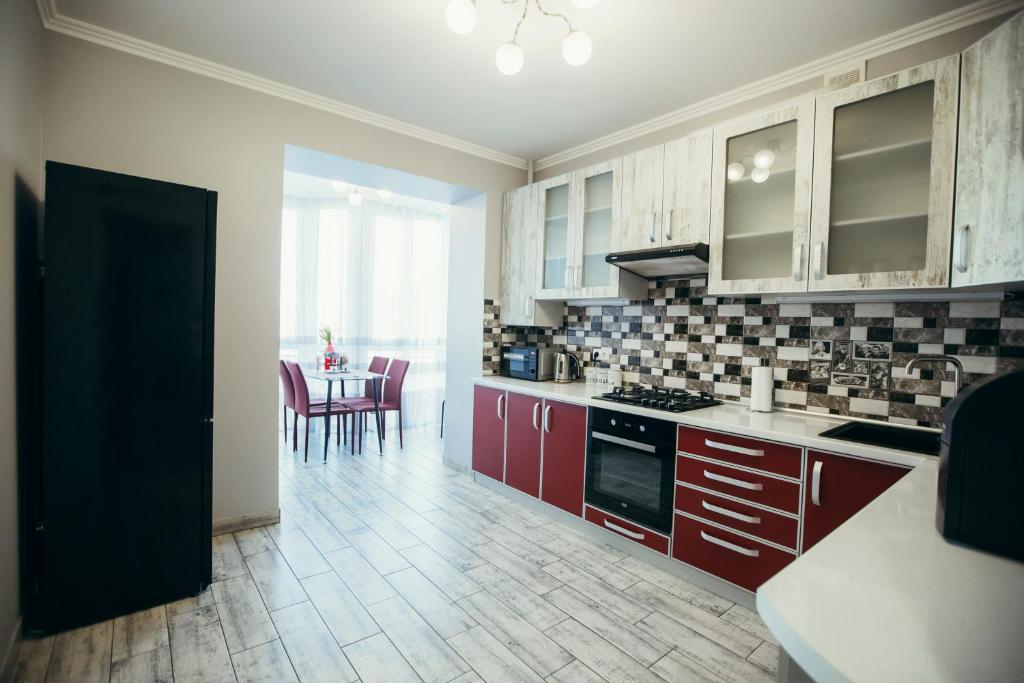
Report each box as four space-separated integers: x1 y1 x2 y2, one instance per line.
703 470 763 491
700 530 759 557
604 519 644 540
811 460 823 506
704 439 764 457
702 500 761 525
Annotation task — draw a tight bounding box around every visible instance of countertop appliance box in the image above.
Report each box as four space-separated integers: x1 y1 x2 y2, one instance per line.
936 369 1023 560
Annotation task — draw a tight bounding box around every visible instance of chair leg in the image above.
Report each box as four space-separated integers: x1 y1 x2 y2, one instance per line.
343 414 347 445
292 412 298 452
381 411 386 439
336 414 341 446
304 417 310 462
398 409 403 449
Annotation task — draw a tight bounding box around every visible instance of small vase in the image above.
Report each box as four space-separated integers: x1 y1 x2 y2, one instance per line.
325 341 335 355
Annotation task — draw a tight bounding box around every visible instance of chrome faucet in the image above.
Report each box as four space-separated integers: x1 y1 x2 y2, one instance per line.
905 355 965 392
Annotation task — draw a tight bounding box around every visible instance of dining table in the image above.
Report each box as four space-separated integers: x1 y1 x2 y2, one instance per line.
306 369 388 459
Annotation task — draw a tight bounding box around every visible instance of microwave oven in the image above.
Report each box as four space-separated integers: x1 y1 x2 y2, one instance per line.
500 346 555 381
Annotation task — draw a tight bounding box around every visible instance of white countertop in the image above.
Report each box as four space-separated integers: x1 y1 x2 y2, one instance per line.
473 375 928 467
756 459 1024 682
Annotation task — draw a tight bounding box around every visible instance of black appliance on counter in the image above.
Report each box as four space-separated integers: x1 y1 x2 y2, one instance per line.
584 408 677 534
936 368 1023 561
24 162 216 634
595 384 722 413
500 345 555 381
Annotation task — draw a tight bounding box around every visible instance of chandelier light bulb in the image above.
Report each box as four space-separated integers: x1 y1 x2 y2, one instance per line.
496 42 525 76
445 0 477 34
726 162 745 181
571 0 601 8
330 180 348 193
753 148 776 170
377 189 392 200
562 31 592 66
348 189 363 206
750 167 771 184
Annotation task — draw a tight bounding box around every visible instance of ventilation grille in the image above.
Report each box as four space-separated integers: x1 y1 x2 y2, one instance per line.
823 62 866 91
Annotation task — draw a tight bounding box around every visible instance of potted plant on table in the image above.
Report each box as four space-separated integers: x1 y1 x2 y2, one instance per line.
319 326 341 371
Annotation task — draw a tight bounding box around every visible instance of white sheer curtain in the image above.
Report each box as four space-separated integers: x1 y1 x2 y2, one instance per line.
280 196 449 426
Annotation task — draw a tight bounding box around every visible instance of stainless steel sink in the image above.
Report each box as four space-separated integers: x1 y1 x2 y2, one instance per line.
819 421 940 456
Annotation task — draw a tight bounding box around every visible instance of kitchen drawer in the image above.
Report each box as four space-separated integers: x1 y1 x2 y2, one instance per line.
672 513 795 592
675 483 798 550
677 425 801 478
676 455 800 514
584 505 670 555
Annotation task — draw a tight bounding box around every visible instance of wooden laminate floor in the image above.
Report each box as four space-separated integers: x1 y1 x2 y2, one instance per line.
8 423 779 683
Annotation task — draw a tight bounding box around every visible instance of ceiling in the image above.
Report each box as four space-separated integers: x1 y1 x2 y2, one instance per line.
54 0 980 162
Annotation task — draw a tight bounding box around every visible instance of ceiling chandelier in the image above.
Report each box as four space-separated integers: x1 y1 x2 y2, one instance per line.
445 0 599 76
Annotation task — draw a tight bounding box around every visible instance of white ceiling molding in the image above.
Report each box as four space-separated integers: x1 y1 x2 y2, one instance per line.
33 0 529 171
534 0 1024 171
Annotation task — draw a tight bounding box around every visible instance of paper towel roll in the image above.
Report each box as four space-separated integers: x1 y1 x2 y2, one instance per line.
750 365 773 413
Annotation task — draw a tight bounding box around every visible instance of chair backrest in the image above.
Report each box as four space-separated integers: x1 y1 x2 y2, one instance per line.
383 359 410 406
365 356 389 396
279 360 296 409
285 361 311 414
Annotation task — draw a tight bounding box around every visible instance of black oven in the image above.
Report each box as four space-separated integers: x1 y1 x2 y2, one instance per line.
584 408 676 534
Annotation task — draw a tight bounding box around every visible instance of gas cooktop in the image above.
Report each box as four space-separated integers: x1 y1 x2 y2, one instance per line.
595 385 722 413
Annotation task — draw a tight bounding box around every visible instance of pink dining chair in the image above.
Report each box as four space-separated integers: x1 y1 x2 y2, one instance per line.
279 360 295 443
351 359 410 451
335 355 389 448
285 361 352 461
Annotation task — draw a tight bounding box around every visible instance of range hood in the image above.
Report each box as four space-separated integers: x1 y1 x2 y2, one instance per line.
605 243 710 278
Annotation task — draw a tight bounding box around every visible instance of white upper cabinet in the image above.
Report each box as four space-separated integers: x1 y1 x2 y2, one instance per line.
709 99 816 295
662 128 713 247
808 56 960 291
620 145 664 251
501 185 562 327
574 160 621 294
953 12 1024 288
536 173 575 300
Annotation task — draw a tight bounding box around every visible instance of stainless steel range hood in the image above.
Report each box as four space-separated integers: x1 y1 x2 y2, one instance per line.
605 243 710 278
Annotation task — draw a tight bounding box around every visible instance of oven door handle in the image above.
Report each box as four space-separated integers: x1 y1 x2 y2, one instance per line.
591 432 657 453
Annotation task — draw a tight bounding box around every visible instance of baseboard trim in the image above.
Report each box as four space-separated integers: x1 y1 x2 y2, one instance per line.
1 616 23 683
212 509 280 536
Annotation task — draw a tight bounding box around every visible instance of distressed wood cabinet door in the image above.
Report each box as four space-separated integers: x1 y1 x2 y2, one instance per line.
953 12 1024 287
620 145 664 251
708 98 815 295
808 55 959 292
534 173 576 300
501 185 561 327
662 129 713 247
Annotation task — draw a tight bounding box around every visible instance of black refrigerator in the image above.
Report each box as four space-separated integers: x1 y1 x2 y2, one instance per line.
25 162 216 634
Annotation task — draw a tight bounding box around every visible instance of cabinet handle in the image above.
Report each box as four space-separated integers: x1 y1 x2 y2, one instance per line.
792 243 804 281
955 224 970 273
812 242 824 279
649 212 657 243
543 404 552 433
666 209 674 241
702 500 761 524
604 519 644 540
700 530 759 557
811 460 823 506
532 402 540 430
497 394 505 420
703 469 763 491
704 438 764 457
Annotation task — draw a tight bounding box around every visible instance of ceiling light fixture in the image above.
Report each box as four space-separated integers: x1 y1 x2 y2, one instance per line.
348 188 363 206
753 148 776 170
750 167 771 184
377 189 392 200
448 0 594 76
726 162 745 182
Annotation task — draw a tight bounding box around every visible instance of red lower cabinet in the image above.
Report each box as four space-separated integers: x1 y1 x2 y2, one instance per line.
471 386 505 481
802 450 911 552
672 514 795 592
585 506 670 554
539 400 587 516
504 392 543 498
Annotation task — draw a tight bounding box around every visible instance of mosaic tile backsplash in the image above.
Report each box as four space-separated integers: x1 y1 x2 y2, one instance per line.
483 277 1024 428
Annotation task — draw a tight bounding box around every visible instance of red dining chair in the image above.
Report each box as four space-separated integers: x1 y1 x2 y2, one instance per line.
285 361 352 461
351 359 410 450
279 360 295 443
334 355 389 448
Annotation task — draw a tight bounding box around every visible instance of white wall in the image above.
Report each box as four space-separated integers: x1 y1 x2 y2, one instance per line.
40 31 524 525
0 0 44 665
444 194 487 470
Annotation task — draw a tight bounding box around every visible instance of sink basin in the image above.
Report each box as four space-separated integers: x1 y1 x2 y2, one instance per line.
819 421 940 456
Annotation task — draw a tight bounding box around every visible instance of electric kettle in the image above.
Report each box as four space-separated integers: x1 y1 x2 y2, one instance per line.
553 352 581 383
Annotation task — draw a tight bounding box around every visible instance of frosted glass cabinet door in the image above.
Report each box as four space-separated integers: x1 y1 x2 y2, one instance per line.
536 173 574 299
708 99 815 295
809 56 959 291
575 159 622 294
